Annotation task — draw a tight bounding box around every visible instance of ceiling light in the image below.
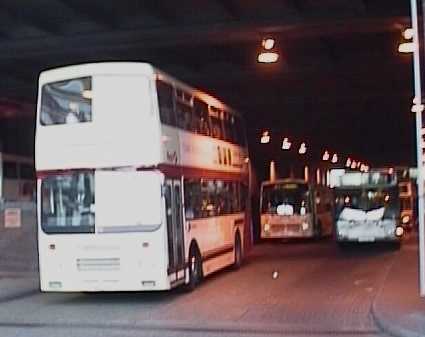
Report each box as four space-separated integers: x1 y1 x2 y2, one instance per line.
260 131 270 144
298 142 307 154
412 103 424 113
403 28 414 40
398 42 416 53
346 158 352 167
258 52 279 63
282 137 291 150
262 38 275 50
322 151 330 161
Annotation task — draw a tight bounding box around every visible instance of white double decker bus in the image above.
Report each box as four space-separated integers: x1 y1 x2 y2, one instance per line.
36 62 250 292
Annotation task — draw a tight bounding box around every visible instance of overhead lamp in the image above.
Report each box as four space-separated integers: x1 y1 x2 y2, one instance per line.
262 38 275 50
298 142 307 154
282 137 291 150
260 131 270 144
322 151 330 161
403 28 414 40
412 103 424 113
346 158 352 167
258 52 279 63
398 42 416 53
331 154 338 164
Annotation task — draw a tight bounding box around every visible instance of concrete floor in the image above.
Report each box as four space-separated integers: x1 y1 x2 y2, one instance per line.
0 237 402 337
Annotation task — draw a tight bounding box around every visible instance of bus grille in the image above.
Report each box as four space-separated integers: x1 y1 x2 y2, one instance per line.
76 258 120 271
271 224 300 232
286 224 300 232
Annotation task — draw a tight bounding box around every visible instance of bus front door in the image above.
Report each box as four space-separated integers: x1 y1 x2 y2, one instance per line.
165 179 186 285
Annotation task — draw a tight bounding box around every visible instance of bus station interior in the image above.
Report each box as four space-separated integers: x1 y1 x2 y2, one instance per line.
0 1 424 337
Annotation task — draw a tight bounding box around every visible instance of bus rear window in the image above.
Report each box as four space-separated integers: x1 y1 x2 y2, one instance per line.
40 77 92 126
41 172 95 234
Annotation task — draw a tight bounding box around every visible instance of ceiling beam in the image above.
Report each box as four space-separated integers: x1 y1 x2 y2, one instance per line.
56 0 120 29
0 15 409 60
0 1 60 36
141 1 179 25
215 0 241 20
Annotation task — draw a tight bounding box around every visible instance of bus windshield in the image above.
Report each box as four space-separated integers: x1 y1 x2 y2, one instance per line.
335 186 399 220
261 183 309 215
41 172 95 234
40 77 92 126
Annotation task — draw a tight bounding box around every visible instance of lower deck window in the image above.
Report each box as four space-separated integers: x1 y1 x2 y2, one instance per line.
184 178 246 219
41 172 95 234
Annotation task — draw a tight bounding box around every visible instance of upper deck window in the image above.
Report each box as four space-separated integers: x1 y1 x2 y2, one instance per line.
40 77 92 126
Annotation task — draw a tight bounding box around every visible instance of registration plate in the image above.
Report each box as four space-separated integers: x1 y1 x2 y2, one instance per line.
358 236 375 242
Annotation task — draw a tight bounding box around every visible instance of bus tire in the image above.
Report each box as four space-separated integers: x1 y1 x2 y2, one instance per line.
233 232 242 270
186 244 203 291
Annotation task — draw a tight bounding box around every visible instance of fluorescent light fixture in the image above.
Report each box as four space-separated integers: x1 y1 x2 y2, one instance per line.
262 38 275 50
258 52 279 63
398 42 416 53
412 103 425 113
346 158 352 167
261 131 270 144
282 137 291 150
299 142 307 154
403 28 414 40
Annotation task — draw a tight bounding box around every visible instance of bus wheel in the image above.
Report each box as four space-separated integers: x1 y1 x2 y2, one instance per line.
187 245 202 291
233 232 242 270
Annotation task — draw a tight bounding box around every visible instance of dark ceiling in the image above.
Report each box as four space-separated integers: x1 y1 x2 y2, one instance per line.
0 0 415 177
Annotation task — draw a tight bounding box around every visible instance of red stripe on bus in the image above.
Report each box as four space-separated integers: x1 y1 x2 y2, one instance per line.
155 164 248 182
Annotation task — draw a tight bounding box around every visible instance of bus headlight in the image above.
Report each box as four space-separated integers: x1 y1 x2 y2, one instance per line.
395 226 404 237
301 222 309 231
402 215 410 224
264 223 270 232
49 281 62 289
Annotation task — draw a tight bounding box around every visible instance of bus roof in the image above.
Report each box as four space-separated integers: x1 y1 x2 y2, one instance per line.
38 61 239 117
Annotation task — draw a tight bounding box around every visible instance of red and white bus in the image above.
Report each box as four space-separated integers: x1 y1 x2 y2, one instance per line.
36 62 250 292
